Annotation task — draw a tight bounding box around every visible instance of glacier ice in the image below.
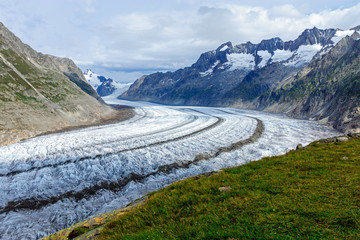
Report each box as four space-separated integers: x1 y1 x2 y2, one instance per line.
0 98 339 239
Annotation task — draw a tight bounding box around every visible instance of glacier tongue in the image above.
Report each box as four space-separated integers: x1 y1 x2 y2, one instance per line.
0 99 339 239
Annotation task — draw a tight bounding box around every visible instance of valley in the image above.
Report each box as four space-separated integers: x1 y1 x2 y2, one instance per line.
0 3 359 239
0 97 339 239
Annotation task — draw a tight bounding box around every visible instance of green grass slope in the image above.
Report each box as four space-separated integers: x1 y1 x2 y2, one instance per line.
45 136 360 240
101 137 360 240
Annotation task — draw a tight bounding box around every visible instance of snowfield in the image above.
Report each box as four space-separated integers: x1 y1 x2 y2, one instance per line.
0 97 339 239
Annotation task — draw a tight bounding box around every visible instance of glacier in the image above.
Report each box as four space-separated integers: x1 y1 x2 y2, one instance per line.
225 52 255 71
0 97 339 239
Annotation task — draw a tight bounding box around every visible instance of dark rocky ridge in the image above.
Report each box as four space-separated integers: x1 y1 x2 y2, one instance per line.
96 76 117 97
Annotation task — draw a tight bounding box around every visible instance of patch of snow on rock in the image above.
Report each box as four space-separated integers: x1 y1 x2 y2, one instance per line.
332 30 355 44
83 69 101 90
225 53 255 71
285 44 322 67
271 49 293 63
257 50 272 68
219 45 229 51
200 60 220 77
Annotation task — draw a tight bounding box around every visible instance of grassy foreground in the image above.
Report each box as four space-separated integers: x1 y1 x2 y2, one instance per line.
46 136 360 240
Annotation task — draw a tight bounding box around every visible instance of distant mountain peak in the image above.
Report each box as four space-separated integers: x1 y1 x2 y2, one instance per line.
83 70 132 97
85 68 93 74
216 41 233 52
188 26 343 74
84 69 94 78
121 25 359 114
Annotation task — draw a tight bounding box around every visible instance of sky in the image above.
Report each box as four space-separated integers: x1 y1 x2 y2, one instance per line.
0 0 360 82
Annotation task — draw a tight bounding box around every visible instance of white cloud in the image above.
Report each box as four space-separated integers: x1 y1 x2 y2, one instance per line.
84 0 96 13
1 1 360 74
268 4 304 19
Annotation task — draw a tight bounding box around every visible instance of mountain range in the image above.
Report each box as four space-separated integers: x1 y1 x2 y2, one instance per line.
121 26 360 133
0 22 120 146
83 69 132 97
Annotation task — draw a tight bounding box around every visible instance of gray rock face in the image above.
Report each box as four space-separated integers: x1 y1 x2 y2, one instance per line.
259 35 360 133
96 76 116 97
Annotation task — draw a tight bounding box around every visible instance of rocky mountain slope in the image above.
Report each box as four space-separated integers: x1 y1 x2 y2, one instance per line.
0 22 122 146
258 34 360 133
121 26 360 133
84 69 132 97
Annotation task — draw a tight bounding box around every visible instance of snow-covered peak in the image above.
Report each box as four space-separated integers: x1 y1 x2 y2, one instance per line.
83 69 134 97
197 26 359 77
84 69 94 79
331 29 356 45
83 69 101 89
